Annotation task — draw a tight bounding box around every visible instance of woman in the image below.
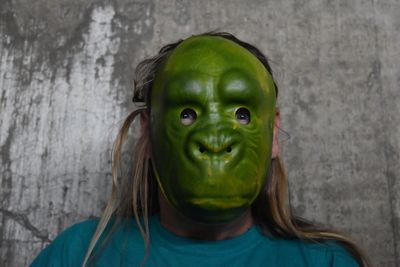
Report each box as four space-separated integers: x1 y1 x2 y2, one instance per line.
31 32 369 267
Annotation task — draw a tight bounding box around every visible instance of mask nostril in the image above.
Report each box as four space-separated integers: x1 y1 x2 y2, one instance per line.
199 146 205 153
226 146 232 153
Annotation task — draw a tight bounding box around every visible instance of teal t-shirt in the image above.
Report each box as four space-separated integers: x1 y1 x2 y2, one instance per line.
31 215 359 267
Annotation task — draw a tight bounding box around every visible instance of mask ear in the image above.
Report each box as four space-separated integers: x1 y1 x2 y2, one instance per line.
272 109 280 159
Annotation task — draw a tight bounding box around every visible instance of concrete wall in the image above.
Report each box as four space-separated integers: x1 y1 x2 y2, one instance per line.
0 0 399 266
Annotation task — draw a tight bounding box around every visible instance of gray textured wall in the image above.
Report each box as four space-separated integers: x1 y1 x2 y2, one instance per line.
0 0 399 266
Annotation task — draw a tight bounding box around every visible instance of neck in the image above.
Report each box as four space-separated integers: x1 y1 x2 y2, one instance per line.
158 191 254 240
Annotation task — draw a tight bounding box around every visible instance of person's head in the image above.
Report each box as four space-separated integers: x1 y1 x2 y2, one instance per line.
83 32 368 267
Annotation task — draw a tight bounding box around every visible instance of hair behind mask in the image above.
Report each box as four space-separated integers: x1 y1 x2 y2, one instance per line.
82 32 370 267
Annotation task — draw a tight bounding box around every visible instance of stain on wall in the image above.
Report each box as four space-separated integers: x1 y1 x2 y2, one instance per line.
0 0 399 266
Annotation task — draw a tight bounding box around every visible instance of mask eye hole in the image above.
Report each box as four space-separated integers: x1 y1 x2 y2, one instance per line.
235 108 251 125
180 108 197 126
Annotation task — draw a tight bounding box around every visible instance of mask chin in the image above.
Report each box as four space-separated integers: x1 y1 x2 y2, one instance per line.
151 157 254 224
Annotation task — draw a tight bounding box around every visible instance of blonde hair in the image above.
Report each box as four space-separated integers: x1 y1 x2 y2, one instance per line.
82 32 370 266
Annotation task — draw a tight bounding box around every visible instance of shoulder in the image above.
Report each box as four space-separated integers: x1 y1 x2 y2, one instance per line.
269 237 360 267
58 219 99 242
303 240 359 266
48 219 99 249
30 219 99 267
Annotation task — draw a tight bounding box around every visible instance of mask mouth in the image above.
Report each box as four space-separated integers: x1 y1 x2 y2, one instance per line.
186 196 249 210
151 158 254 222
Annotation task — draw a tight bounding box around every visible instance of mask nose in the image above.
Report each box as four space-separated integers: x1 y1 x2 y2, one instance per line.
187 128 242 161
197 137 234 154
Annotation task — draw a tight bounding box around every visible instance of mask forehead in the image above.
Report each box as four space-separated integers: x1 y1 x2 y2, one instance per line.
152 36 276 101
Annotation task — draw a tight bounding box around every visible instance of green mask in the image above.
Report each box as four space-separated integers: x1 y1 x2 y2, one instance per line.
150 36 276 223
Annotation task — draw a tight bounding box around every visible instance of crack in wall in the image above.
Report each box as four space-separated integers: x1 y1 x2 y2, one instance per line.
0 208 50 243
